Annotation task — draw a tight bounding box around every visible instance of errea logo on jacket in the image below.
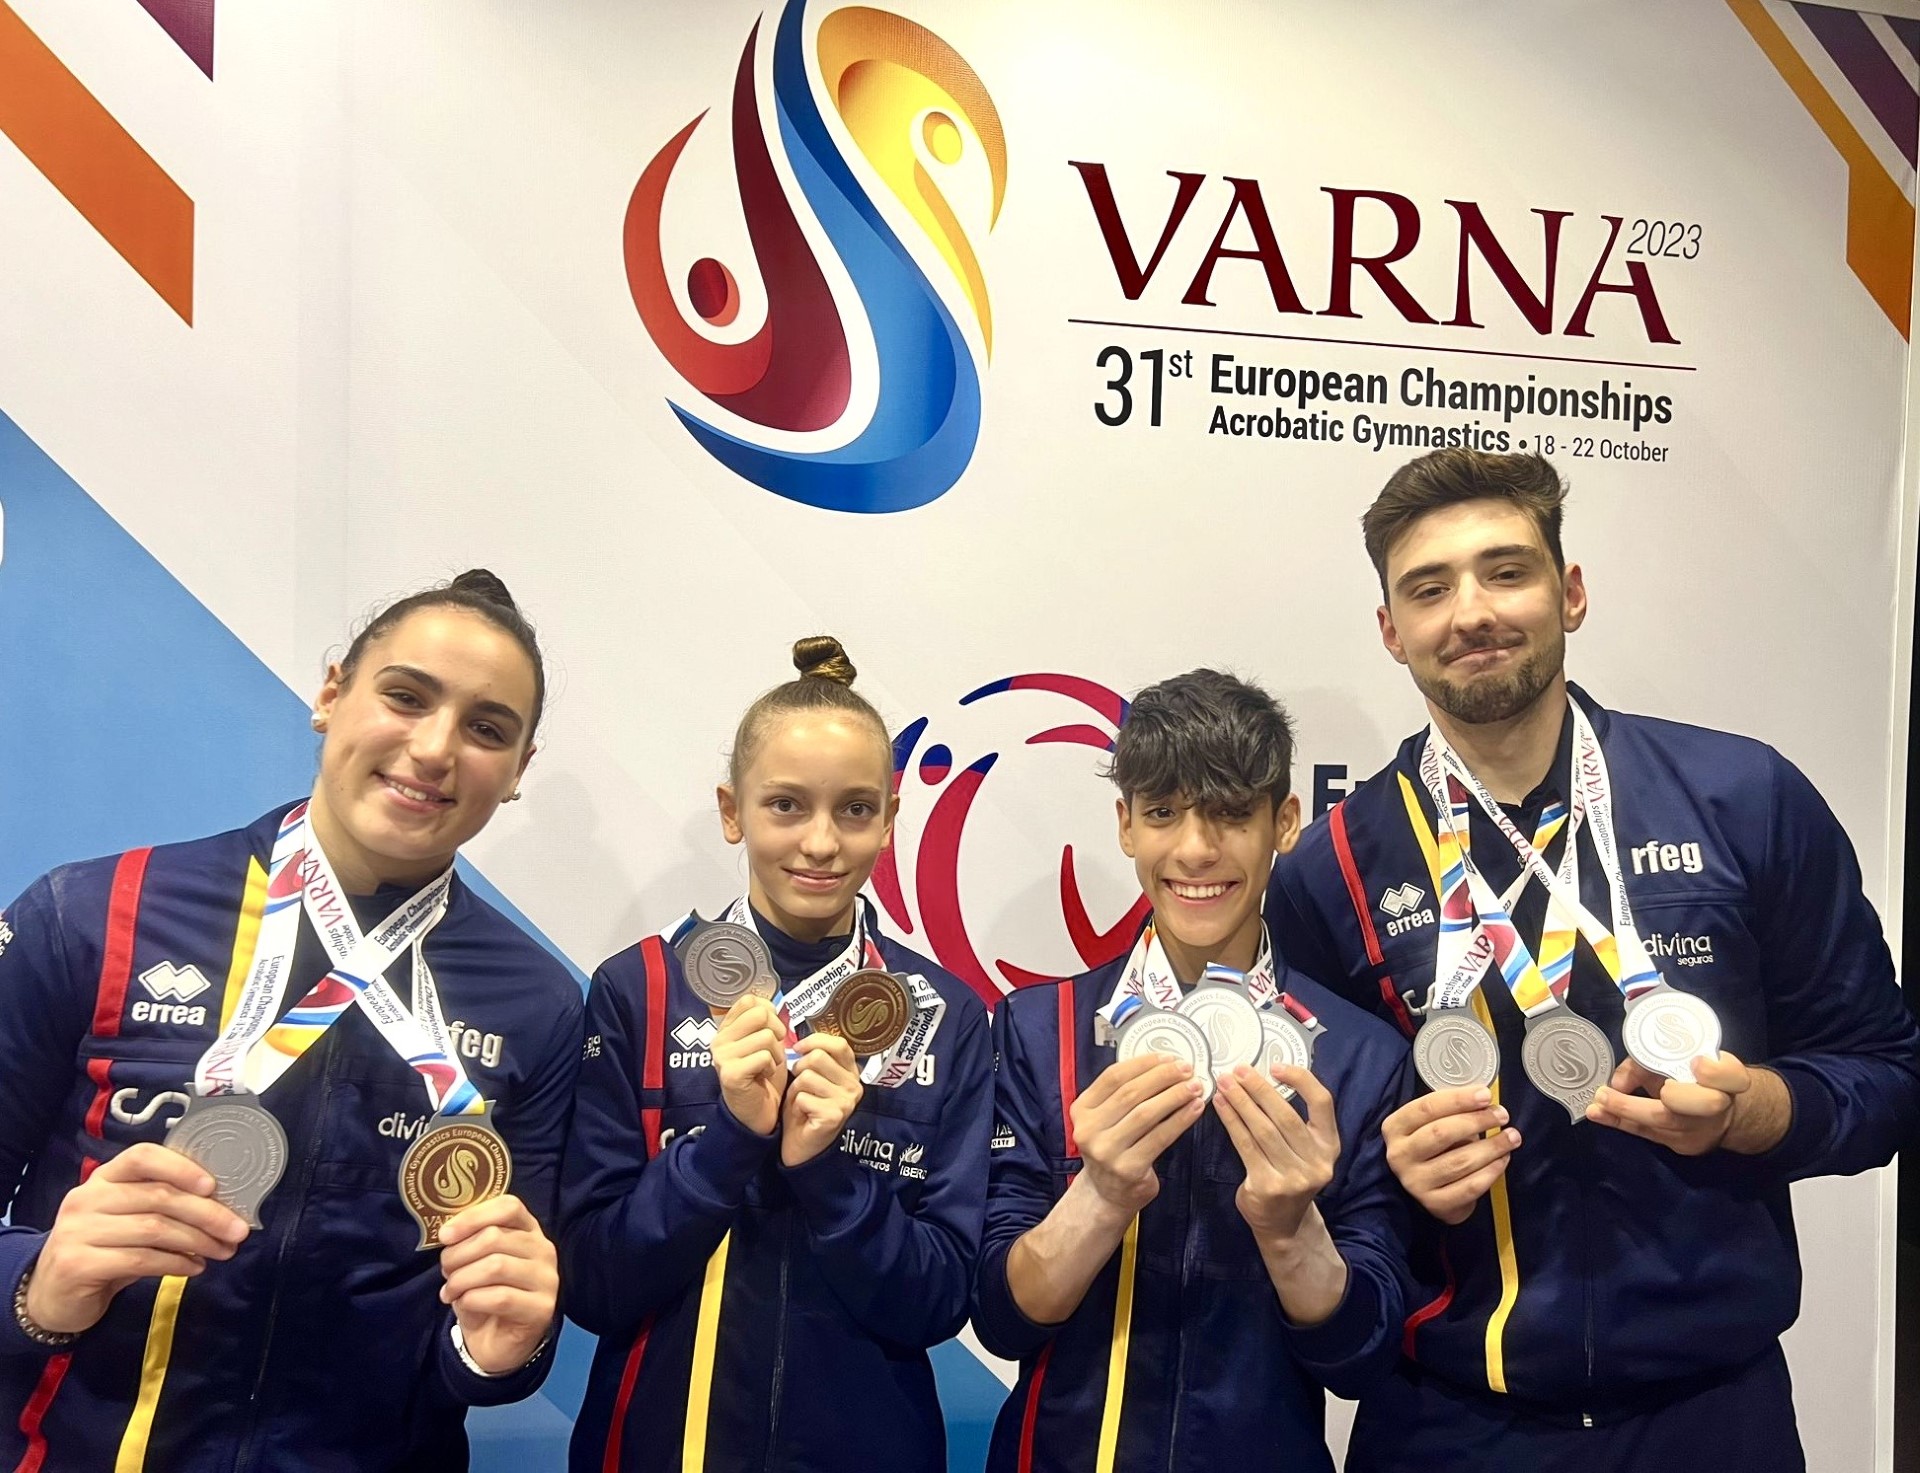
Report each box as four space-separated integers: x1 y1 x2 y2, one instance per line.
133 961 210 1026
1378 884 1434 937
670 1016 717 1069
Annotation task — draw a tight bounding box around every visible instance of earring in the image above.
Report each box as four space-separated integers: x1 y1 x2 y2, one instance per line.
503 790 522 804
310 712 326 731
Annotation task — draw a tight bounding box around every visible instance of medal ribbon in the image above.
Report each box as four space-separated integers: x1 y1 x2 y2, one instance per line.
681 897 946 1089
1277 991 1322 1029
725 894 875 1025
194 803 484 1117
1447 782 1574 1021
1419 737 1574 1018
1427 701 1662 1004
1098 921 1280 1039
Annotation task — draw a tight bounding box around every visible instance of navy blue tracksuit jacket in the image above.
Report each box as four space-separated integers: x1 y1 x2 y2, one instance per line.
1268 688 1920 1467
973 944 1413 1473
0 806 583 1471
561 912 992 1473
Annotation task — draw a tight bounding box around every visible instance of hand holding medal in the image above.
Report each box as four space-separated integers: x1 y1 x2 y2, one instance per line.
1213 1062 1341 1242
780 1031 863 1168
1380 1088 1522 1226
23 1143 251 1338
711 995 790 1137
436 1189 560 1376
1067 1053 1207 1221
1585 1047 1791 1157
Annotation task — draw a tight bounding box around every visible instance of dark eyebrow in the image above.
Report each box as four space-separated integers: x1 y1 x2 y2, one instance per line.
758 779 888 805
376 665 527 737
1392 544 1544 596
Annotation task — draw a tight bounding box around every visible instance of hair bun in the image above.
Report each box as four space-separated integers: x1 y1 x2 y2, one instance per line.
791 635 856 686
449 568 518 612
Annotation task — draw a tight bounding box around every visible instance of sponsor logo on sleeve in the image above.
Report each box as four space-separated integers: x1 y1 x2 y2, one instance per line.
1645 931 1716 967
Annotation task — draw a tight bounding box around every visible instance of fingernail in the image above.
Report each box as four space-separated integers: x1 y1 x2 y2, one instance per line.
1493 1107 1509 1125
1473 1089 1492 1106
1504 1128 1522 1146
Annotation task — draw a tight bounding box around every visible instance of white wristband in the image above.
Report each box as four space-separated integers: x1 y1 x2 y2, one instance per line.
450 1321 548 1378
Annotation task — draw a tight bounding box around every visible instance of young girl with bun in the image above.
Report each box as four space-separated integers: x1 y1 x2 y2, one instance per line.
0 570 582 1471
562 637 992 1473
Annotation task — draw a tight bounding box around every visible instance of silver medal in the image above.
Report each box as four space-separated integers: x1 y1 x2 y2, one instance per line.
680 922 776 1010
1257 1010 1318 1100
1520 1011 1615 1121
1115 1008 1215 1103
1623 986 1722 1084
1175 984 1264 1075
1413 1008 1500 1091
164 1094 288 1228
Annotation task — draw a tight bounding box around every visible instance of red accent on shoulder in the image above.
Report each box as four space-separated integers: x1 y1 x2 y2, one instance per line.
1328 804 1416 1038
1403 1245 1457 1359
90 848 153 1039
1056 985 1080 1160
12 1353 71 1473
1016 1342 1052 1473
639 937 669 1159
602 1317 654 1473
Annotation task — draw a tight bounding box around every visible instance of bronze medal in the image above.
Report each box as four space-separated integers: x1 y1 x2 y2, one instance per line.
399 1106 513 1250
814 969 911 1056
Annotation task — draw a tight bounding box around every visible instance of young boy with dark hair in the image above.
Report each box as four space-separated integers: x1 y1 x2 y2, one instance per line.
972 669 1413 1473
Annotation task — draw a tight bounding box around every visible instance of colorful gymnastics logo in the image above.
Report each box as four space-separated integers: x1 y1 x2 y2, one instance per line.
875 674 1151 1008
625 0 1007 513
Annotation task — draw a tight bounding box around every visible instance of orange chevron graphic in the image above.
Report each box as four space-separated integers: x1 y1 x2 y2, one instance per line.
1726 0 1913 339
0 0 194 323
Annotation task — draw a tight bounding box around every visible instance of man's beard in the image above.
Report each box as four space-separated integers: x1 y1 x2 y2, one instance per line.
1417 637 1562 725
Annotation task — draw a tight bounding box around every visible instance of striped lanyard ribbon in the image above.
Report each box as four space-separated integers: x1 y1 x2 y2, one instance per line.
194 803 484 1118
1422 699 1663 1013
670 897 945 1088
1098 920 1283 1036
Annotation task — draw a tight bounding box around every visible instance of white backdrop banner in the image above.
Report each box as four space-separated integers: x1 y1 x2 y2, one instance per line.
0 1 1914 1468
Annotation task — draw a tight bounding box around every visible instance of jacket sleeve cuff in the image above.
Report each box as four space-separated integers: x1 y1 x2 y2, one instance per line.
0 1230 61 1359
436 1314 557 1406
1730 1061 1834 1183
1281 1264 1385 1374
779 1142 877 1238
677 1101 779 1213
970 1240 1059 1362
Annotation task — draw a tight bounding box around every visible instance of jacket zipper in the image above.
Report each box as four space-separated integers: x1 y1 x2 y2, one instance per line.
1165 1139 1200 1472
764 1214 792 1470
1576 1115 1596 1428
232 1034 336 1473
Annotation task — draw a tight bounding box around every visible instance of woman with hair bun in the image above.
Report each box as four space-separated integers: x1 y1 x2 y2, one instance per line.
562 637 993 1473
0 570 583 1471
